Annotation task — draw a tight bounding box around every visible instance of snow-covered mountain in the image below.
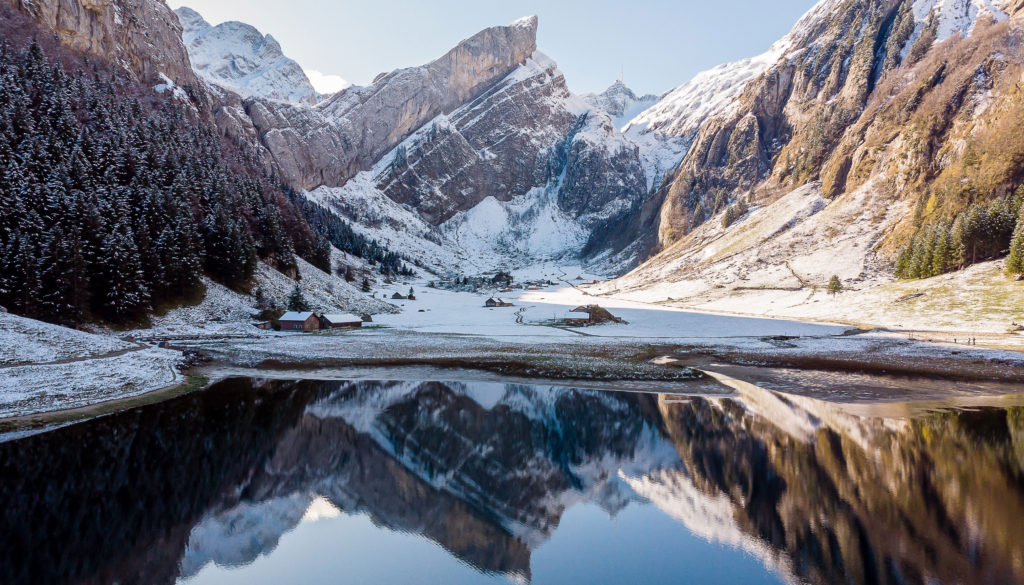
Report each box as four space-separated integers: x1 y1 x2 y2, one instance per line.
167 12 657 273
583 80 659 129
305 50 652 273
174 7 319 105
599 0 1024 304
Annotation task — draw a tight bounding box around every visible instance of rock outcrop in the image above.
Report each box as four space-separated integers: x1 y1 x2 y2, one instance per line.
653 0 1022 249
242 15 540 192
7 0 196 86
374 54 647 227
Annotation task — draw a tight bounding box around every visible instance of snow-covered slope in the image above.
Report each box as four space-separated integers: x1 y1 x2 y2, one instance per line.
912 0 1010 42
624 38 790 146
617 17 795 190
175 7 320 105
0 312 131 366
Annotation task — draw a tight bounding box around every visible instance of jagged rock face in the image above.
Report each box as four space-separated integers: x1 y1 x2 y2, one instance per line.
373 55 648 227
375 55 578 224
242 16 539 192
8 0 196 86
174 7 319 105
653 0 1020 249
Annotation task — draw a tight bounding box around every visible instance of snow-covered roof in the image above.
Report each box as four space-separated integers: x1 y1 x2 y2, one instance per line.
321 313 362 323
279 311 316 322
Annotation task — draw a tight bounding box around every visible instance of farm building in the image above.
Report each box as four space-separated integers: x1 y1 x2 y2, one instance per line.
565 305 622 325
485 297 513 308
560 310 591 325
392 293 408 300
278 312 320 332
320 313 364 329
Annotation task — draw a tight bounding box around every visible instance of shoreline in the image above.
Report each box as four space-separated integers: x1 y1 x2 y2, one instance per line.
0 375 208 439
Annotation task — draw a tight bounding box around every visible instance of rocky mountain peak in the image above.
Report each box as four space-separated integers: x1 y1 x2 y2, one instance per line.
174 6 319 105
583 80 659 129
240 14 543 191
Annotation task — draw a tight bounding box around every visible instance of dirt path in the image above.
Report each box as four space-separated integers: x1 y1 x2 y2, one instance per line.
0 344 151 370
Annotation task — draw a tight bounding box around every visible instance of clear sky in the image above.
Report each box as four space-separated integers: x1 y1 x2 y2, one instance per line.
167 0 818 95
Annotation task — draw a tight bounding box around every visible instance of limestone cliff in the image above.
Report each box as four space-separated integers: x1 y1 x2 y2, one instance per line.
7 0 195 86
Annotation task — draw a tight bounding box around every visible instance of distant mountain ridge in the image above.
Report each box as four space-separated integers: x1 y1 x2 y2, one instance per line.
175 7 320 105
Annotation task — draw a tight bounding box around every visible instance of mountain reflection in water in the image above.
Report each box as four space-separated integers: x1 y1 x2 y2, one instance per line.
1 378 1023 585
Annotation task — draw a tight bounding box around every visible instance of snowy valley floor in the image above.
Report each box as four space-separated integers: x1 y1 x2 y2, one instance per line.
2 263 1023 429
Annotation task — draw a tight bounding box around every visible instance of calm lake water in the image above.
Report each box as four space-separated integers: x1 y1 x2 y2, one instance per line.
2 377 1024 585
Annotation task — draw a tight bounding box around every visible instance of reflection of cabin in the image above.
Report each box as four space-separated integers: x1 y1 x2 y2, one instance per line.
278 311 319 332
485 297 513 308
320 313 364 329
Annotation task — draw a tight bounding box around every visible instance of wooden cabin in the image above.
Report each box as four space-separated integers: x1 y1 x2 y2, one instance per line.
561 310 590 325
278 311 320 332
320 313 364 329
485 297 513 308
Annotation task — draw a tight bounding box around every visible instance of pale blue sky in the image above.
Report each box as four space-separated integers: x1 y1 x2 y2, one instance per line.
168 0 818 95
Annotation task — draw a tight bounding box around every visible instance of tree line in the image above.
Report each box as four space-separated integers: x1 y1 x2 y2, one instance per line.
0 41 335 325
286 191 413 277
895 187 1024 279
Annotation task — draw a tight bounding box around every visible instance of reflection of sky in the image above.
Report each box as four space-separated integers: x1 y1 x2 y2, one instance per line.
180 500 787 585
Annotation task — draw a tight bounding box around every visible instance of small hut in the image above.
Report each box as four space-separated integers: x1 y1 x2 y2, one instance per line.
278 311 320 332
320 313 364 329
560 310 590 325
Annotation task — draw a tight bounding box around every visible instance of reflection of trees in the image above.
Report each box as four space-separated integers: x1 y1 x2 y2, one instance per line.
2 377 1023 585
659 397 1024 585
0 379 319 585
0 380 662 585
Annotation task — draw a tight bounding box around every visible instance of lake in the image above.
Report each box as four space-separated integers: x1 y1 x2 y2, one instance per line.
1 377 1023 585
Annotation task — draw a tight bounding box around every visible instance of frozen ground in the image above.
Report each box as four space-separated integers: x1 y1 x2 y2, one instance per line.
180 265 1024 390
0 348 182 419
132 256 397 341
372 274 848 340
3 253 1022 421
0 312 132 366
0 313 183 419
592 180 1024 347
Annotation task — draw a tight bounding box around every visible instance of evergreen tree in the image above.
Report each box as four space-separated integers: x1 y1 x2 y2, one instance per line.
827 275 843 296
1007 212 1024 276
0 40 330 325
287 284 310 312
361 277 371 293
95 216 150 323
